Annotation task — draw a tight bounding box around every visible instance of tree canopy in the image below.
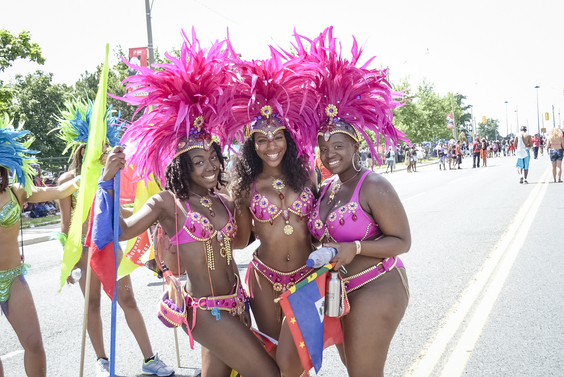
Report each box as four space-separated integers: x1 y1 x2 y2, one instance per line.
392 78 471 144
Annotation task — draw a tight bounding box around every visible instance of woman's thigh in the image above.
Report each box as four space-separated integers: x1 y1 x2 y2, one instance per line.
341 268 409 377
248 267 283 340
190 310 280 377
4 276 44 351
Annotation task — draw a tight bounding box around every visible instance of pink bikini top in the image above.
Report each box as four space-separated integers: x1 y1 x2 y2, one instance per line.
250 181 314 223
169 195 237 245
307 171 381 243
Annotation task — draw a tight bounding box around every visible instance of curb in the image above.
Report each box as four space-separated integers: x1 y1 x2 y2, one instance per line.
21 235 52 246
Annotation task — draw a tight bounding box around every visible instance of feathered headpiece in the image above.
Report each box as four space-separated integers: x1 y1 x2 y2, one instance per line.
55 97 124 158
282 27 408 164
224 46 319 160
0 114 39 196
117 28 237 185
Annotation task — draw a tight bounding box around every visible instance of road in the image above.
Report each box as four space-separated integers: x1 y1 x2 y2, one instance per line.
1 153 562 376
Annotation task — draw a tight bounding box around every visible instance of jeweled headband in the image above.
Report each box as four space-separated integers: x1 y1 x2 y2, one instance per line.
318 104 360 142
249 105 286 141
173 116 213 159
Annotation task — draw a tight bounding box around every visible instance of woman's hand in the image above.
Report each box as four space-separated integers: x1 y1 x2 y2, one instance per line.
102 146 126 181
323 241 357 271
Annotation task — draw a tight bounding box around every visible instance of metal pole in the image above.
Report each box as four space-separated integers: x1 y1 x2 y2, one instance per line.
552 105 556 129
504 101 509 136
145 0 155 67
535 86 540 135
515 106 519 129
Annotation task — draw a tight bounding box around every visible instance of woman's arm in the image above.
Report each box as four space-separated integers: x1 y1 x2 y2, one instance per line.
101 146 166 241
24 176 80 203
325 174 411 271
233 198 253 250
57 171 76 235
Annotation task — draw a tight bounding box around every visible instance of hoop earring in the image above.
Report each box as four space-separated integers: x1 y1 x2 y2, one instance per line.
352 152 362 172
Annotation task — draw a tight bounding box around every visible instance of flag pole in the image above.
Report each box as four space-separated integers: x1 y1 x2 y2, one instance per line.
174 328 181 367
109 170 120 377
79 250 93 377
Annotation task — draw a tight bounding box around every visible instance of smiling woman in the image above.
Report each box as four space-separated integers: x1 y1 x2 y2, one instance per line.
228 47 319 377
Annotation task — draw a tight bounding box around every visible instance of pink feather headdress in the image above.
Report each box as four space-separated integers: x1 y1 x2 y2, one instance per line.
224 46 319 160
281 27 409 165
116 28 237 185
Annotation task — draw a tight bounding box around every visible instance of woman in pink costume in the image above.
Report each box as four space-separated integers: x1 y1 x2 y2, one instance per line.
105 30 279 377
289 28 411 376
228 49 319 376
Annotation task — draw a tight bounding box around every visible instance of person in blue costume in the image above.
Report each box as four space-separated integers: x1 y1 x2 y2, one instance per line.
0 114 80 377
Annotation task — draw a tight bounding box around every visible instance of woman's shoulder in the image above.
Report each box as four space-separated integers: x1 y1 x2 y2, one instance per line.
217 192 236 213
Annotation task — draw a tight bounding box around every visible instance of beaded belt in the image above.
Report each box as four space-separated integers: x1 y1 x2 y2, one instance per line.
336 257 404 317
247 252 313 295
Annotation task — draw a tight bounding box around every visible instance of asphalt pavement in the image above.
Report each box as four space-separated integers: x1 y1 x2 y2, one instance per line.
1 153 562 376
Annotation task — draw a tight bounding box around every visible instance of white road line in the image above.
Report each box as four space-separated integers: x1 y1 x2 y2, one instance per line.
403 193 424 202
0 350 24 360
440 166 551 377
405 165 551 377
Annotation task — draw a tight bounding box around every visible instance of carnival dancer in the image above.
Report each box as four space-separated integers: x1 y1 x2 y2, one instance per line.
227 46 319 377
290 27 411 377
0 115 80 377
111 29 280 377
54 99 173 377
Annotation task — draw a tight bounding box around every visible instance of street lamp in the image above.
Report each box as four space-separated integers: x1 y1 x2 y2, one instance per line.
504 101 509 137
535 85 540 135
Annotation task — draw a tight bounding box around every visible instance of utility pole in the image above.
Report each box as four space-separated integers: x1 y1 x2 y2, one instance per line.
145 0 155 67
552 105 556 129
451 93 457 139
504 101 509 136
535 85 540 135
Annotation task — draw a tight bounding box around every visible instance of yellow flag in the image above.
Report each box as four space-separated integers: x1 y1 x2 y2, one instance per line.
59 44 109 289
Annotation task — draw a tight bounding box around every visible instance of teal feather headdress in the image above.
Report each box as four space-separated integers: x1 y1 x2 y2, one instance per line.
0 114 39 196
54 97 124 158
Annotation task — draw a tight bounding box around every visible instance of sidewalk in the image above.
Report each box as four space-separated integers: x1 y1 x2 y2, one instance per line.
372 158 439 173
18 223 61 246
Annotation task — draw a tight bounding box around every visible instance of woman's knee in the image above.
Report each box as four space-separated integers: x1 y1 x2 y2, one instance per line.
20 331 44 354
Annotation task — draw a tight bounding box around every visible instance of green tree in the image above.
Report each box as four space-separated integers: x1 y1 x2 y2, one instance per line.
477 118 500 141
74 46 174 122
7 71 71 158
1 30 46 113
0 30 45 72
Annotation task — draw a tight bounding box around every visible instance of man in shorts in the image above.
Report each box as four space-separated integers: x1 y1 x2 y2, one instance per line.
515 126 533 183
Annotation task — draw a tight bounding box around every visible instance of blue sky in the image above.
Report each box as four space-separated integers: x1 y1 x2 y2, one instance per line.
2 0 563 136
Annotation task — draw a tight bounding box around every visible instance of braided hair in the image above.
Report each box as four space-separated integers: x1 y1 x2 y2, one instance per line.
165 142 226 200
231 129 311 209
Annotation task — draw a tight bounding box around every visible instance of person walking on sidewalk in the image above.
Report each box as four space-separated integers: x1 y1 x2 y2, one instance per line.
385 146 395 173
481 139 488 167
472 136 482 168
515 126 533 184
532 134 540 159
436 143 446 170
547 128 564 182
456 141 463 169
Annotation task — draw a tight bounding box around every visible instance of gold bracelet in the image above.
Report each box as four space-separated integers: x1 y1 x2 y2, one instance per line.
355 240 361 255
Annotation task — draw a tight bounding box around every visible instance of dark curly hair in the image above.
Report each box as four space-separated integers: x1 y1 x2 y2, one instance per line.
164 142 226 201
232 129 311 209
